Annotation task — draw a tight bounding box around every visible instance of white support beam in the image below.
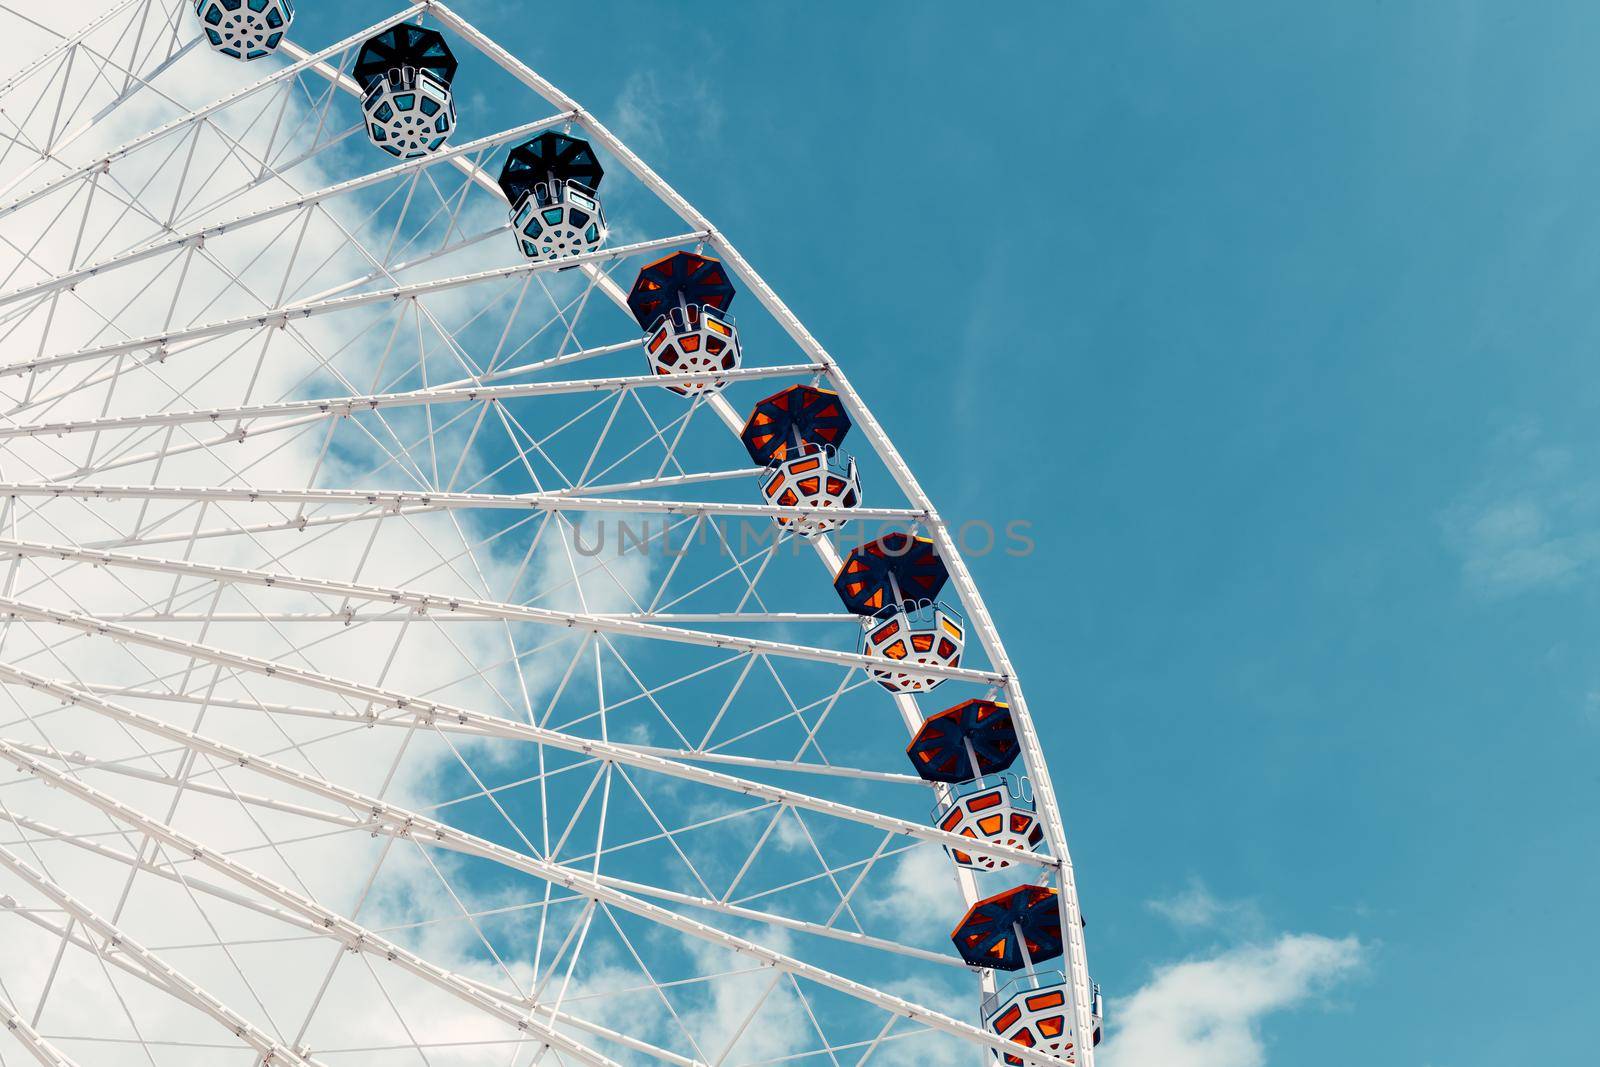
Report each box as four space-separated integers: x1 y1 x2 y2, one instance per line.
10 686 919 784
0 997 81 1067
0 807 332 938
0 481 923 522
0 231 703 380
0 0 141 101
0 363 826 439
0 545 1005 686
82 612 860 624
0 738 368 828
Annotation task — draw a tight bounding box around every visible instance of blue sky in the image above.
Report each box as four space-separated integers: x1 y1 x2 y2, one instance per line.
301 3 1596 1063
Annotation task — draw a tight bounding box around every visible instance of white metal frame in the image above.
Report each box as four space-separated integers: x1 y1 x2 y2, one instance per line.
0 3 1096 1065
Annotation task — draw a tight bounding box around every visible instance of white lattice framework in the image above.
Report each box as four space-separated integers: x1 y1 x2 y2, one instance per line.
0 3 1097 1066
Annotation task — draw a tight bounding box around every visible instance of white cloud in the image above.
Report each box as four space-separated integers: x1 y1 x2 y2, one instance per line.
680 929 810 1065
611 69 725 161
868 842 964 925
1101 934 1363 1067
1147 878 1262 934
1442 423 1600 596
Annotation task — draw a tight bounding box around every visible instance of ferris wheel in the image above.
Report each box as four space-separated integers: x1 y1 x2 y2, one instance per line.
0 3 1101 1066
